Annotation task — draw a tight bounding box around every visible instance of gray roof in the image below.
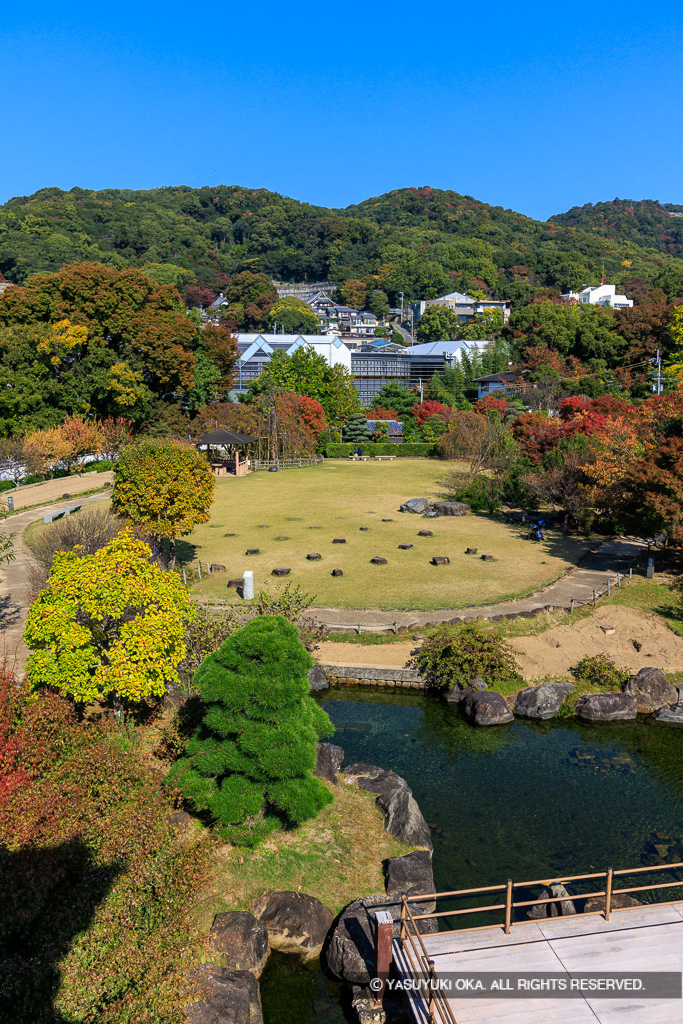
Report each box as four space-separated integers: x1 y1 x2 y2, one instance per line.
194 429 258 445
406 341 468 356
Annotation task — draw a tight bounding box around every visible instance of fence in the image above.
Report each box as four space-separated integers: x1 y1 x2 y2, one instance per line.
251 455 324 472
400 860 683 1023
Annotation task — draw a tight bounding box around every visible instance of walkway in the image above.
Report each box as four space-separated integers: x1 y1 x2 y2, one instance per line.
309 537 646 630
395 901 683 1023
0 491 110 674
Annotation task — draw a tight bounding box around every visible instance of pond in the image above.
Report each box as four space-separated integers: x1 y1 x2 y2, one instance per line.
261 687 683 1023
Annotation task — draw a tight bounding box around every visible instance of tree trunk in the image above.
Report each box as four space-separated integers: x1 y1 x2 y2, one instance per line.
170 535 176 570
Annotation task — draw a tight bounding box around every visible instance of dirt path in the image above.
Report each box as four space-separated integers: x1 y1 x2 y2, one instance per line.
317 605 683 680
0 493 110 674
4 471 112 511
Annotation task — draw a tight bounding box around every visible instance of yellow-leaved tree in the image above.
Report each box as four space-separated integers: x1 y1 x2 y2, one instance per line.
112 439 215 565
24 529 193 706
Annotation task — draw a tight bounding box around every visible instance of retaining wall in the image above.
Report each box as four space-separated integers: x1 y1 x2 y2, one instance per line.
319 663 427 689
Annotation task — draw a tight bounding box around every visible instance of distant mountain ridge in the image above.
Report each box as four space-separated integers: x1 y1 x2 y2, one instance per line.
0 184 681 305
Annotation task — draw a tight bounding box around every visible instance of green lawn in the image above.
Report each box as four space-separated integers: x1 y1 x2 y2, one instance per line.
186 460 592 611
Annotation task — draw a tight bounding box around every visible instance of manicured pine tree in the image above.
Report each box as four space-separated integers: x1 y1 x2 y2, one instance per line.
343 412 373 443
168 615 334 845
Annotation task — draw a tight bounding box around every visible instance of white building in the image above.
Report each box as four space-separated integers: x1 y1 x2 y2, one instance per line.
411 291 511 325
232 332 351 393
561 283 633 310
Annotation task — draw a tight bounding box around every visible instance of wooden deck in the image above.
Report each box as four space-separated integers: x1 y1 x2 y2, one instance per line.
394 901 683 1023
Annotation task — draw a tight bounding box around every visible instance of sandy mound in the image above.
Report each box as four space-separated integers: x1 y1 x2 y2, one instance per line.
317 606 683 681
510 605 683 680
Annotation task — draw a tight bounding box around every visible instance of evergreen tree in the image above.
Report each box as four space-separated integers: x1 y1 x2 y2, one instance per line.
343 412 373 443
168 616 334 845
369 381 418 419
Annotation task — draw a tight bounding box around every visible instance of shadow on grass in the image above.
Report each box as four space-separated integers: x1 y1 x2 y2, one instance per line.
0 838 119 1024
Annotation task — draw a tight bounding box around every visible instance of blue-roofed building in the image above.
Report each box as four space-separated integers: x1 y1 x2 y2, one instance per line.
365 419 403 440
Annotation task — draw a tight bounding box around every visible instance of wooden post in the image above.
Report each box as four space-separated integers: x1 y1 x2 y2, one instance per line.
605 867 613 921
197 561 202 580
182 568 187 585
400 896 406 949
629 567 632 583
504 878 513 934
428 959 437 1023
235 447 240 476
570 598 575 614
607 579 611 597
374 909 393 1002
593 589 596 606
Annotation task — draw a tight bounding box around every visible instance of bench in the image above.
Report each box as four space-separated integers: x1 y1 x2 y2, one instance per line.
374 455 396 460
43 503 83 525
348 455 370 461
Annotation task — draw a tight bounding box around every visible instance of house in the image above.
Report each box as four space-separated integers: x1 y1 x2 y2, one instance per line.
561 283 633 309
365 419 403 441
472 371 523 400
305 293 379 338
231 333 351 393
411 291 511 325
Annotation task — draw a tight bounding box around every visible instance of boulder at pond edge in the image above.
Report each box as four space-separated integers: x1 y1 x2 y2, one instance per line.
341 763 433 851
463 691 514 726
623 666 677 713
251 891 333 962
514 682 574 720
208 911 269 978
186 965 263 1024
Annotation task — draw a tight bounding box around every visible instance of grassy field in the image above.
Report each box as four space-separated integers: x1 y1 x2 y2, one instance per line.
186 460 592 610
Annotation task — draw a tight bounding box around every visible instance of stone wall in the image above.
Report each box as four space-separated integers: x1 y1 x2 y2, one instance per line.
318 664 426 689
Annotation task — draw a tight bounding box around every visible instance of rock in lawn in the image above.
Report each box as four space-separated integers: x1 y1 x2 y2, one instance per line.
332 538 346 544
417 530 433 537
208 911 269 977
186 965 263 1024
252 891 333 962
306 553 322 560
331 568 343 577
431 556 450 565
481 554 494 561
210 564 226 573
465 547 478 554
271 567 291 577
431 501 470 517
314 741 344 783
246 548 259 555
359 526 369 531
227 578 243 589
370 557 387 565
398 543 413 550
399 498 432 514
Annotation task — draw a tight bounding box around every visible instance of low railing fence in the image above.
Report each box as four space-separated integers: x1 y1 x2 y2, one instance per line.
399 861 683 1023
251 455 324 471
401 859 683 941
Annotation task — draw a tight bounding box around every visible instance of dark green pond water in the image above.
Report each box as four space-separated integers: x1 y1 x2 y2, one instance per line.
261 687 683 1023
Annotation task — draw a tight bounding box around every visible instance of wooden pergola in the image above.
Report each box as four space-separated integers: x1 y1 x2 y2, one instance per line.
193 429 258 476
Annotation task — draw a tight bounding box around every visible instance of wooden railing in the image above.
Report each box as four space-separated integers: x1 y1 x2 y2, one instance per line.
401 860 683 940
399 899 457 1024
251 455 324 471
399 861 683 1023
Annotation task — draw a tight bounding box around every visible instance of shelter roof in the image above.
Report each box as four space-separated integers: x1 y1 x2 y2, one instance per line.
194 429 258 445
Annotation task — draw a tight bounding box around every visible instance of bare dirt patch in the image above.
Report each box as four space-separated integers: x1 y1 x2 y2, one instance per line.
318 605 683 679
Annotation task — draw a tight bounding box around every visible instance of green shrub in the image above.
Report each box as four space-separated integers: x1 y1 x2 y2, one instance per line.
569 654 630 690
411 623 521 690
0 480 14 493
167 616 334 846
324 441 436 458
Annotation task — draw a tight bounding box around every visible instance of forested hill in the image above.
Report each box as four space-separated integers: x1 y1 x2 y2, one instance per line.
1 183 682 306
550 199 683 258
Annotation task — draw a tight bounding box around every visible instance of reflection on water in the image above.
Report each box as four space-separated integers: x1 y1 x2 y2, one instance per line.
261 687 683 1022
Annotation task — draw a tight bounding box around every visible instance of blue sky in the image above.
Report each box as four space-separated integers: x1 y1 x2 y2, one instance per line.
1 1 681 219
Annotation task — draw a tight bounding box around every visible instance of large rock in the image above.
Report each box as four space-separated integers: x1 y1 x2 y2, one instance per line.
186 966 263 1024
514 682 574 720
575 693 637 722
462 691 514 726
251 891 333 962
314 742 344 785
584 893 643 914
431 501 471 517
208 912 269 978
325 894 437 984
399 498 432 514
443 678 485 703
623 667 678 713
385 851 436 913
308 665 329 693
342 763 432 851
650 702 683 728
527 883 576 920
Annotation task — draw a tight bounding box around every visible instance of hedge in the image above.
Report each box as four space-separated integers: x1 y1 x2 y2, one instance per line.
325 442 437 458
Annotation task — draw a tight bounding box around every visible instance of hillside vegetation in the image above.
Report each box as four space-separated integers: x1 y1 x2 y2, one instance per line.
1 184 682 306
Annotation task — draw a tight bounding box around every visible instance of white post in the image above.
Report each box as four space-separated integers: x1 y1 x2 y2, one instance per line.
243 570 254 600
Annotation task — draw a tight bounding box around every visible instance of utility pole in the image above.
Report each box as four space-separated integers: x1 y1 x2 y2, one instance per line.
652 349 663 395
418 379 424 404
400 292 404 324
